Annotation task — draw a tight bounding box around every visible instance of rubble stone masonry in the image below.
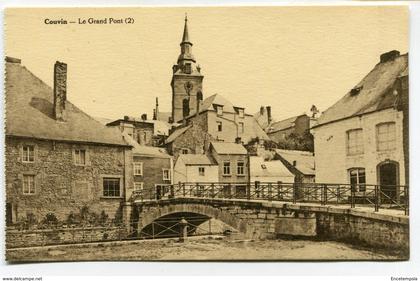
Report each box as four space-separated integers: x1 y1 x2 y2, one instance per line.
6 136 132 223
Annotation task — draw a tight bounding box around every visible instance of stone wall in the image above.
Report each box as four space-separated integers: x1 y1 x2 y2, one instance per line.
316 209 409 251
6 136 131 224
169 118 214 161
6 226 128 248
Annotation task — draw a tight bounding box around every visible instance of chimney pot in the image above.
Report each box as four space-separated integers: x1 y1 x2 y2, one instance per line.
380 50 400 63
53 61 67 121
260 106 264 115
5 56 21 64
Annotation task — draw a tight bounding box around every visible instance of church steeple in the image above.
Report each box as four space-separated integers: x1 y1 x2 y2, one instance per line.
171 15 204 123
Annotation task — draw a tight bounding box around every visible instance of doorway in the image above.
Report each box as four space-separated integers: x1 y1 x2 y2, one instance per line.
378 162 399 201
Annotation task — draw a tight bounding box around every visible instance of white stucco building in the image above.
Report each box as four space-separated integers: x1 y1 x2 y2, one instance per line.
173 154 219 183
312 50 408 199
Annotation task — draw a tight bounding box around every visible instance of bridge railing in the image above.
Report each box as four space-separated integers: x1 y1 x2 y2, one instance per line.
131 182 409 215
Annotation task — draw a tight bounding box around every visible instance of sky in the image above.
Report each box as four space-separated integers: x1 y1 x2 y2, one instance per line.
5 6 408 121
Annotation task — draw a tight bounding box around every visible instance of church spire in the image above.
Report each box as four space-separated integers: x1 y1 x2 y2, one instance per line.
178 14 195 64
181 14 191 45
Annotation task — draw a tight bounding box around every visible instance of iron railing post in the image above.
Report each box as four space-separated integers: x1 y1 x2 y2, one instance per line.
321 184 326 205
255 181 259 198
293 183 297 204
170 184 174 199
228 183 232 199
374 185 379 212
196 182 199 198
247 182 251 200
277 181 281 201
211 183 215 198
405 185 409 216
182 183 186 197
350 185 355 208
268 183 272 201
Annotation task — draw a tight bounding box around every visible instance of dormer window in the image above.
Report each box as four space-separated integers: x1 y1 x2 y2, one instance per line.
350 86 363 96
238 108 244 118
216 105 223 116
185 63 192 74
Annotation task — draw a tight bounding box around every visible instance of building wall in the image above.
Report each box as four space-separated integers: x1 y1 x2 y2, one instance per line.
168 118 214 161
5 136 132 223
313 108 405 185
210 150 249 185
206 111 259 143
134 127 154 146
173 159 219 184
133 155 172 200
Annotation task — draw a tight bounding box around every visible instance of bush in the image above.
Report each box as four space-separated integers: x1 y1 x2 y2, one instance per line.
41 212 59 228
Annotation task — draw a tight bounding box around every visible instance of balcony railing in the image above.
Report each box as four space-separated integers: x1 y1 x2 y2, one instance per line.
132 182 409 215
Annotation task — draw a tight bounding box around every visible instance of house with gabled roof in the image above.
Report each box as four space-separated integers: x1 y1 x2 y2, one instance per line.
311 50 408 199
274 149 315 184
173 154 218 184
5 57 134 226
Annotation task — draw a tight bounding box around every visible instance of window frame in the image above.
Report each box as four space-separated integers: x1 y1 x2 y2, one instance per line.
74 148 87 166
376 122 396 152
198 166 205 176
223 161 231 176
346 128 364 156
238 122 244 134
133 162 143 176
134 182 144 191
217 121 223 132
181 148 189 155
216 105 223 116
348 168 366 192
162 169 171 181
102 177 121 198
237 161 245 176
22 174 36 195
22 145 35 163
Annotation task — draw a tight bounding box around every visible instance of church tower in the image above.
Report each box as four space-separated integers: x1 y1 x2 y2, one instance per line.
171 15 204 123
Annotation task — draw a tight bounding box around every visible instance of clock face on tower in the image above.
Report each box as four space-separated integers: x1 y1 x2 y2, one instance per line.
184 81 193 95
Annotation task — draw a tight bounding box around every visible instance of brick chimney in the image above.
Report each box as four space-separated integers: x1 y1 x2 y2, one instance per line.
53 61 67 121
266 106 272 123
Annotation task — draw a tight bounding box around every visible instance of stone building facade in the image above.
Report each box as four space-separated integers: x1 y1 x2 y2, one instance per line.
107 117 155 146
312 51 408 198
5 57 133 225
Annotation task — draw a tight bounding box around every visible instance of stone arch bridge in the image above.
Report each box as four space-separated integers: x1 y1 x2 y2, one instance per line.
127 197 408 251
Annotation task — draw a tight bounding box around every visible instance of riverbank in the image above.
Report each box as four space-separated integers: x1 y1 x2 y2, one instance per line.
6 236 407 261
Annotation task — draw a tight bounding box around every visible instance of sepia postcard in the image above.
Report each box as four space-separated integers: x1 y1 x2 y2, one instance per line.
4 6 409 262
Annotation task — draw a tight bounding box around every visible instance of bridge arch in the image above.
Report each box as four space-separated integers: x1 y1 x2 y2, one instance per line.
137 202 253 237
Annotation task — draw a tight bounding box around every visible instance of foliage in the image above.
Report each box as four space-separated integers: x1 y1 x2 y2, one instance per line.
277 131 314 152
